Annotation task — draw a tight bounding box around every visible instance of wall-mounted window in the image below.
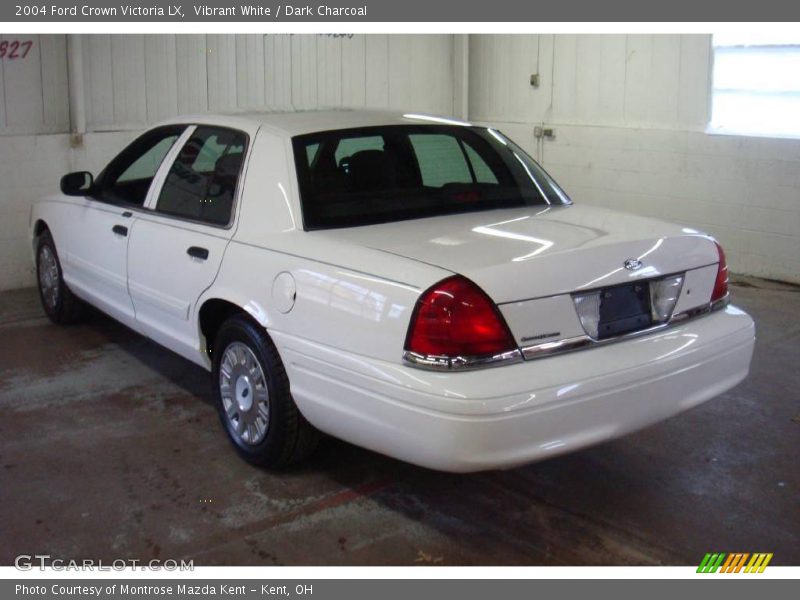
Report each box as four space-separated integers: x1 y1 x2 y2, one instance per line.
710 34 800 138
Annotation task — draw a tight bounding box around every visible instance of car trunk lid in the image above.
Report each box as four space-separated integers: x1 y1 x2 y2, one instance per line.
312 204 720 304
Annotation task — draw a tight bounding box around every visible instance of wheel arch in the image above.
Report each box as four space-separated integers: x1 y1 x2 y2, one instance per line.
33 219 50 238
32 219 51 254
31 218 58 268
197 294 271 361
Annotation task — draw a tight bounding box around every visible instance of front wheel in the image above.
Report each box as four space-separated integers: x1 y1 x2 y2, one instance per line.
211 315 319 468
36 230 86 324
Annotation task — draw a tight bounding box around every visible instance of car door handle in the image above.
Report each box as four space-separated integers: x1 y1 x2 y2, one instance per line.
187 246 209 260
121 211 133 218
112 225 128 236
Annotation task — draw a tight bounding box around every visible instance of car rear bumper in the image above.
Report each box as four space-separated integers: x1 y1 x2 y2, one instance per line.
274 305 755 472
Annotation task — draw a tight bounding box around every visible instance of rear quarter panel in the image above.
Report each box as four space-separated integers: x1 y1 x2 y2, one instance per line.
208 239 439 363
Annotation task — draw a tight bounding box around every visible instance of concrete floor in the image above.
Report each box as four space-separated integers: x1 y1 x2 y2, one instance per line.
0 278 798 566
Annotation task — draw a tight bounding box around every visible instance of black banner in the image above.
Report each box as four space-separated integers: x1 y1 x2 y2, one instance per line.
5 579 798 600
3 0 800 22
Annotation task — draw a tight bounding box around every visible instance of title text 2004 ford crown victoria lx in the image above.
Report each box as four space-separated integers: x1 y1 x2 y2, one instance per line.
30 111 755 472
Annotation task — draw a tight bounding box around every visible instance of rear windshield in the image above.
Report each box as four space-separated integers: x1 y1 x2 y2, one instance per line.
291 124 571 230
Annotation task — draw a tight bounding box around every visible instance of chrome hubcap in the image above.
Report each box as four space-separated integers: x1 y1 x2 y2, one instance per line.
38 246 59 310
219 342 269 445
235 375 254 411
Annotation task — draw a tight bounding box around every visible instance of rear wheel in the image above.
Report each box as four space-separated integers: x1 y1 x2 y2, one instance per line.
36 230 86 324
212 315 319 467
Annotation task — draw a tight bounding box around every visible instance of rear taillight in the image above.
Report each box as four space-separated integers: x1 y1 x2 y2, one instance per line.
404 276 517 361
711 241 729 304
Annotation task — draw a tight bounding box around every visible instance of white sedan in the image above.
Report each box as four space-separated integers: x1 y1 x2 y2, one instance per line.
30 111 755 472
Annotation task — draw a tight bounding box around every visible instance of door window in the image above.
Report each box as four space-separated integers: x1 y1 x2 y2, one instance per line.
156 127 247 226
95 126 185 206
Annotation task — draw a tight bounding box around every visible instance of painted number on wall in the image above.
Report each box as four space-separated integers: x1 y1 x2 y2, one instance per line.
0 40 34 60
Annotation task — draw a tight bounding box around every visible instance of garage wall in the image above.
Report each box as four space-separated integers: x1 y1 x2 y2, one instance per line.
0 34 458 291
81 34 457 130
0 35 70 135
472 34 800 284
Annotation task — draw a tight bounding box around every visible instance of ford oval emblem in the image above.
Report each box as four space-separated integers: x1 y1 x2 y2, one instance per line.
624 258 643 271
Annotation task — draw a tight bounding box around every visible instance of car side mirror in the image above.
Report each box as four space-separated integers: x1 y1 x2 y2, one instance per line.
60 171 94 196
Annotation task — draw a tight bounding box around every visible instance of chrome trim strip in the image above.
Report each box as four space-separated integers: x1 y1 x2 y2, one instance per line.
520 334 593 360
710 292 731 313
520 294 730 361
403 349 523 371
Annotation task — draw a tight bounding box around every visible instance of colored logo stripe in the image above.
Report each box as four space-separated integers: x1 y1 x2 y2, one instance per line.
697 553 726 573
745 553 773 573
720 553 749 573
697 553 773 573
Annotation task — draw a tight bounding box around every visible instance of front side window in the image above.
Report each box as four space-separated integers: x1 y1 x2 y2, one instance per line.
95 126 184 206
292 124 570 230
156 126 247 226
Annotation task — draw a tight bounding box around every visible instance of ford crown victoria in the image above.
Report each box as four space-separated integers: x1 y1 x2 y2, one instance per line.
30 111 755 472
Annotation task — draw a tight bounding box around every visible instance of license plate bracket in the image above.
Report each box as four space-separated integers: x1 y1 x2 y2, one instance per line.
597 282 652 339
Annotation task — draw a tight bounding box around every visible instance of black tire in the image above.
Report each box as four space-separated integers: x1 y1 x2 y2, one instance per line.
211 315 319 468
35 230 86 325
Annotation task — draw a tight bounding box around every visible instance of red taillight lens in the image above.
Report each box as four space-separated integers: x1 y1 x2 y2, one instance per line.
711 241 729 303
405 276 517 357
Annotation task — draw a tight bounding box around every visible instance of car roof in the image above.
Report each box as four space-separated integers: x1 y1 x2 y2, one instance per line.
158 109 474 138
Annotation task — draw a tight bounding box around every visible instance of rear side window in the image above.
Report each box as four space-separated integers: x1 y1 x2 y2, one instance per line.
464 144 498 184
409 134 472 187
156 126 247 226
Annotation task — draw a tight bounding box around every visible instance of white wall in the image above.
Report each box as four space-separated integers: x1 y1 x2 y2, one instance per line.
471 34 800 284
0 34 70 288
0 35 70 135
81 34 457 130
0 131 135 289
